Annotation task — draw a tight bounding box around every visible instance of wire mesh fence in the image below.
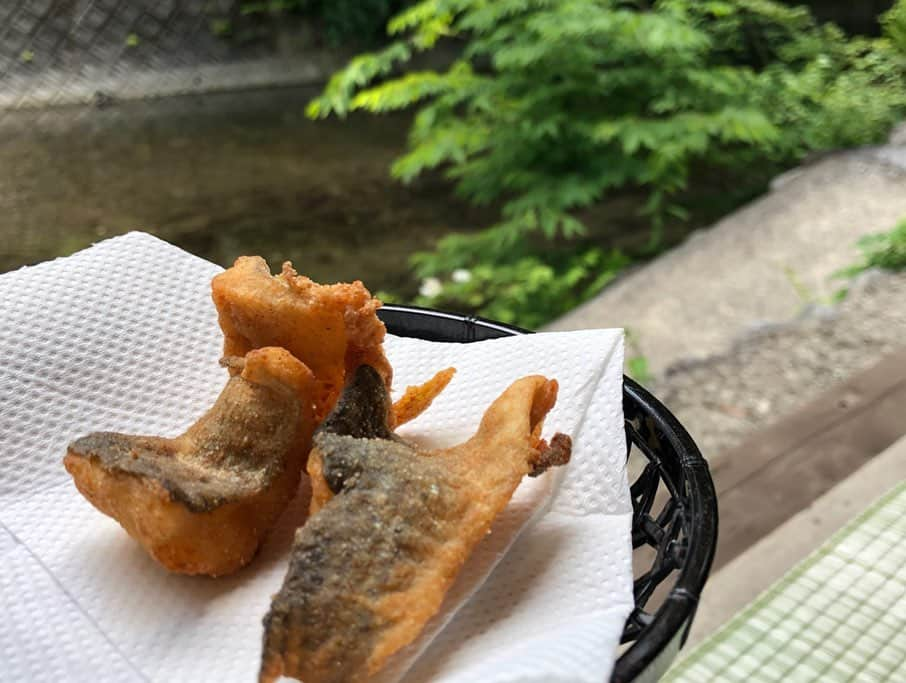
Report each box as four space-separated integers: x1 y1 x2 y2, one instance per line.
0 0 275 110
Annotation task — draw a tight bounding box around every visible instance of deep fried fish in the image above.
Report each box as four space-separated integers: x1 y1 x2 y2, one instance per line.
211 256 392 421
306 365 457 513
390 366 456 428
64 347 316 576
211 256 454 428
260 365 572 683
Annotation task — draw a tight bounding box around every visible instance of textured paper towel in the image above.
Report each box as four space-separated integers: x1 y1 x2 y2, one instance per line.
0 232 633 683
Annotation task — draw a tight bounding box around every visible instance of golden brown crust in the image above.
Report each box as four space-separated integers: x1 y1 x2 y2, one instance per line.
211 256 392 421
305 449 333 517
390 366 456 428
64 347 316 576
260 366 571 682
64 453 301 576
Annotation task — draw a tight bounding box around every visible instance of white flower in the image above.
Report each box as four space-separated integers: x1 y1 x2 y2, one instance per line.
419 277 443 298
451 268 472 283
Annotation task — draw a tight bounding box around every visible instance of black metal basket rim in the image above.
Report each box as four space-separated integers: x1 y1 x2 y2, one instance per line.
617 377 717 680
382 302 534 338
378 304 719 681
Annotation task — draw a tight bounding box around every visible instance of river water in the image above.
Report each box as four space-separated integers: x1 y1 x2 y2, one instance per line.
1 83 775 308
0 86 489 295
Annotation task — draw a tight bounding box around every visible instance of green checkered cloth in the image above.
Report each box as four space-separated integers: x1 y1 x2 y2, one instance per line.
664 481 906 682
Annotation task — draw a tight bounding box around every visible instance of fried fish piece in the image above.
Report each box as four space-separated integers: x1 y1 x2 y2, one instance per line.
390 366 456 428
306 364 455 516
211 256 392 421
260 366 572 683
211 256 454 428
64 347 316 577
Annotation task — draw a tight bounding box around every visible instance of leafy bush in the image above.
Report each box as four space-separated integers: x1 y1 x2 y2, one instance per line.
310 0 906 326
746 4 906 158
403 246 631 329
862 220 906 271
840 219 906 279
884 0 906 53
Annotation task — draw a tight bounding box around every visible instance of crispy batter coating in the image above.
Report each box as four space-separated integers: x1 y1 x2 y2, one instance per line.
307 365 456 516
211 256 392 421
64 347 316 576
260 366 571 683
390 366 456 428
306 362 396 516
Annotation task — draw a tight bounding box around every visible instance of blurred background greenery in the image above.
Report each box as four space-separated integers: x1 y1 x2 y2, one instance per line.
296 0 906 327
3 0 904 329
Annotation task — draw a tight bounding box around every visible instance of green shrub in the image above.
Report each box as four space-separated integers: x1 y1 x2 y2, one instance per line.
883 0 906 54
405 246 631 329
864 220 906 272
835 219 906 306
841 219 906 279
310 0 906 326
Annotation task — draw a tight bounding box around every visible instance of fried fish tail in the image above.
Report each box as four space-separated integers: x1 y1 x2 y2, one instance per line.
456 375 558 465
364 377 570 671
260 366 571 683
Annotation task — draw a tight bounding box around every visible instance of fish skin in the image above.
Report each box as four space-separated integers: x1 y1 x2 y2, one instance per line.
260 365 571 683
64 347 316 576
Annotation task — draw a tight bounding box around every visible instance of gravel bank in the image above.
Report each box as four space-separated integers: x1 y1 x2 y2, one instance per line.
653 270 906 459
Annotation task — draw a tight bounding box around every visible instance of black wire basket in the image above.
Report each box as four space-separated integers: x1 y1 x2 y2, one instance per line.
378 305 719 682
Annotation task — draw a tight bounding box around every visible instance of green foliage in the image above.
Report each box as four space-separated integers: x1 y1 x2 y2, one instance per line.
831 286 849 304
865 220 906 271
883 0 906 54
311 0 906 327
625 328 652 384
782 265 816 304
839 219 906 280
209 17 233 36
410 247 631 329
627 356 652 385
750 34 906 156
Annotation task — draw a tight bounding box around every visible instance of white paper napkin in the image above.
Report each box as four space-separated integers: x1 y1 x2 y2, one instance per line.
0 233 633 683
